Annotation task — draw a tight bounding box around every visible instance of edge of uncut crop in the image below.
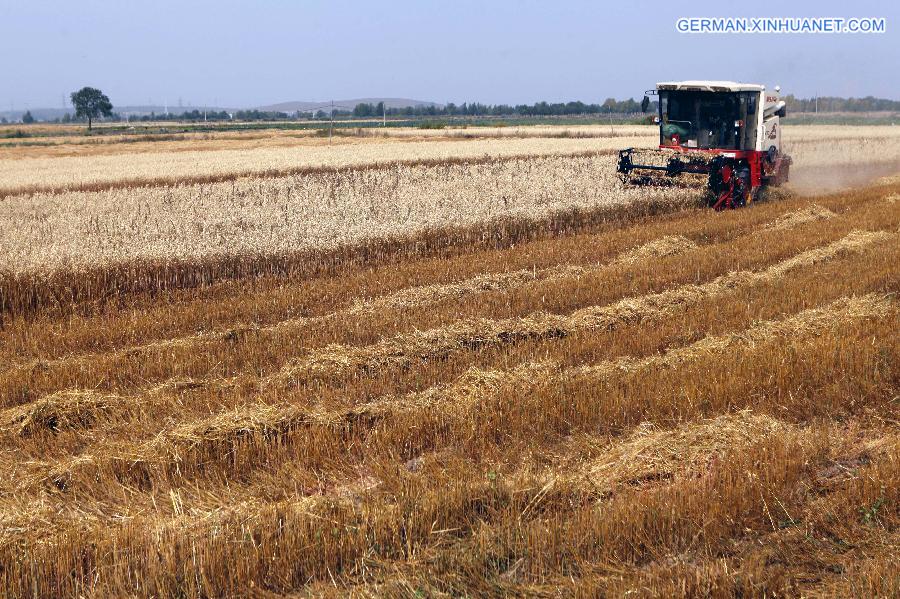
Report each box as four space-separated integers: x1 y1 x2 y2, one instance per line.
0 192 697 322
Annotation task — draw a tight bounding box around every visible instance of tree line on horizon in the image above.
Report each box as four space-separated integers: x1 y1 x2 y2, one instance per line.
781 95 900 113
6 92 900 126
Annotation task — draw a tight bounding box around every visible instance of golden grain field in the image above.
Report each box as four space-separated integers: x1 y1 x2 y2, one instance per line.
5 123 899 197
0 124 898 597
2 154 699 272
0 135 653 197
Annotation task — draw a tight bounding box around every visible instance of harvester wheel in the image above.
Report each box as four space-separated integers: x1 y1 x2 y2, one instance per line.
709 162 753 210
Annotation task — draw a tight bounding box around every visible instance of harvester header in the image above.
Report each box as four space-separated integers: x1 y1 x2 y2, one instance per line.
618 80 791 209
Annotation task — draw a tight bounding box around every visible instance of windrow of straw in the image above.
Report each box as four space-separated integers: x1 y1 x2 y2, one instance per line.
372 292 893 421
495 410 802 503
44 293 891 492
0 390 119 436
273 230 894 385
349 268 563 315
573 291 893 377
0 378 208 437
763 203 836 231
354 235 698 314
579 410 791 492
609 235 697 265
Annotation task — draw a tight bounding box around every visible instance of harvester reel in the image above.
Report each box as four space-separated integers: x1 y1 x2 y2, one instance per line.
617 148 712 188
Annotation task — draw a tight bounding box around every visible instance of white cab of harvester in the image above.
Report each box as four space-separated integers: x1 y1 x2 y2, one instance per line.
655 80 786 153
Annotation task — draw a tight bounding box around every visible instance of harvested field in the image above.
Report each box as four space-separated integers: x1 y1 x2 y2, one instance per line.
1 124 899 597
272 229 894 385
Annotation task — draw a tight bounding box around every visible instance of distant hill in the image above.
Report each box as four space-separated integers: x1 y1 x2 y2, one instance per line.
256 98 442 113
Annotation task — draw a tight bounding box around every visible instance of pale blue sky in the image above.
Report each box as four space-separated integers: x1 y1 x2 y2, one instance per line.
2 0 897 109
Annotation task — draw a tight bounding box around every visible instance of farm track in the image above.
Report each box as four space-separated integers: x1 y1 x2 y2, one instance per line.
1 174 898 596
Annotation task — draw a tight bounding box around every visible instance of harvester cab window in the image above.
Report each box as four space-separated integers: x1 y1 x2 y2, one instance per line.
659 90 758 151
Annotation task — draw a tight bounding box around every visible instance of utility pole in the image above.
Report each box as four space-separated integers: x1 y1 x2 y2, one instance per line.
815 93 818 114
330 99 334 142
383 102 386 127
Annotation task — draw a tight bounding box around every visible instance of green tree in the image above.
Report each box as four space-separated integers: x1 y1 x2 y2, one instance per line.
21 110 35 124
353 103 374 118
70 87 113 130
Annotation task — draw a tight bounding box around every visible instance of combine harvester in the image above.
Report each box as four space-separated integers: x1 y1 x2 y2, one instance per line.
618 81 792 209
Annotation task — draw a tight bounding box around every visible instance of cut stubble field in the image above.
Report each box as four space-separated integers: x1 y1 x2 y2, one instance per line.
0 124 898 597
